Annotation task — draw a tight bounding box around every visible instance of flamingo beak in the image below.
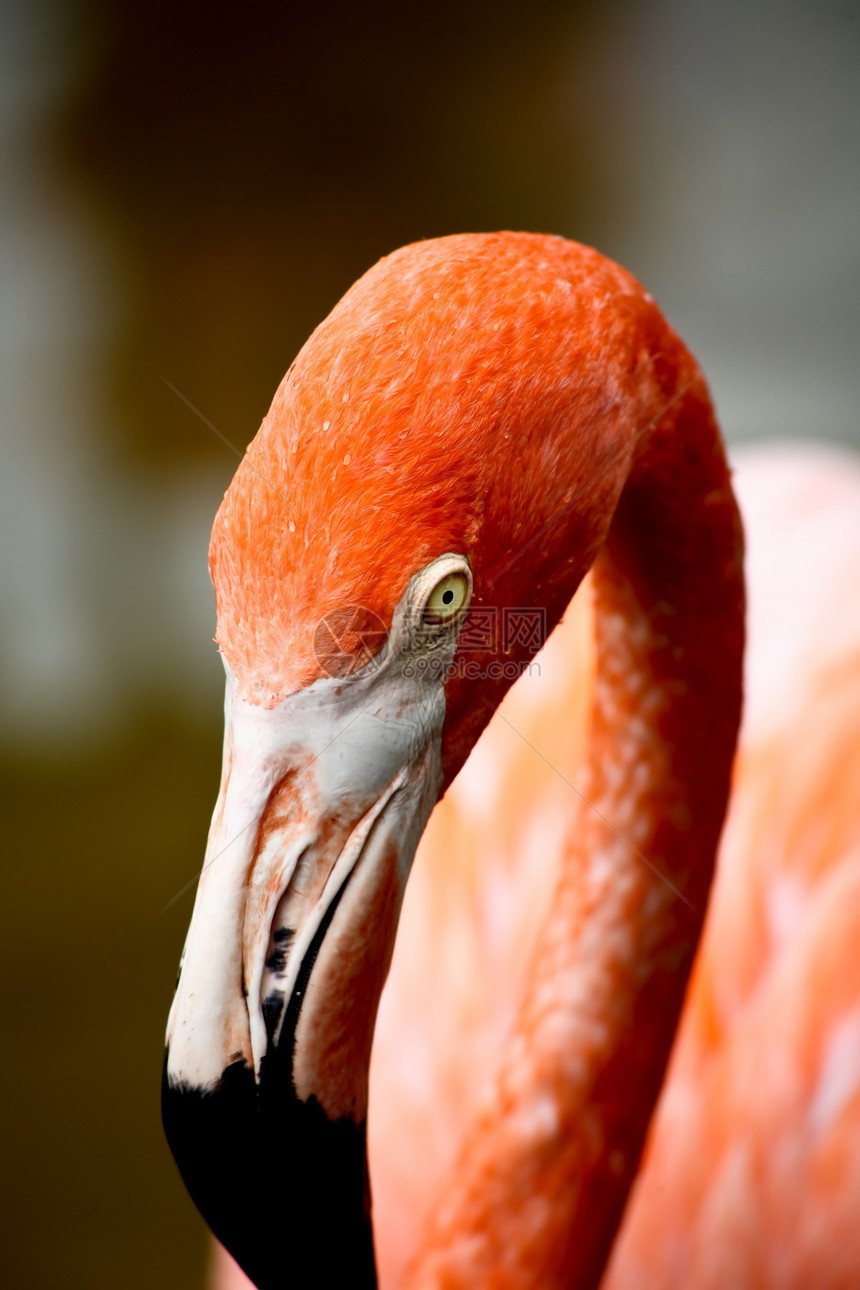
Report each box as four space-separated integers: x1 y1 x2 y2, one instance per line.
162 644 448 1287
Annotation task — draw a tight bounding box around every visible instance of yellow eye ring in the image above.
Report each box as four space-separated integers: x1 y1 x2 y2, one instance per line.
423 571 471 625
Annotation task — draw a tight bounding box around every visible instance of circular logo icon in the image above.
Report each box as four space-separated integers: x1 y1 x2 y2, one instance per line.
313 605 389 678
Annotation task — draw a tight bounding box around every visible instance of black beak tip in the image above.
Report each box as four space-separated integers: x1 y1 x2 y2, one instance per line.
162 1048 377 1289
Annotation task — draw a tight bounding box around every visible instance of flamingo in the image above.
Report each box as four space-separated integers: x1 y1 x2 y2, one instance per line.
163 233 860 1289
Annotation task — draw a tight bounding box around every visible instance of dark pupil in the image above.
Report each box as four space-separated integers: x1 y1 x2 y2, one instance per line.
442 589 454 605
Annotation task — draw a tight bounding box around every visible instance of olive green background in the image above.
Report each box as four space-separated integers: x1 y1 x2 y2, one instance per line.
2 1 858 1286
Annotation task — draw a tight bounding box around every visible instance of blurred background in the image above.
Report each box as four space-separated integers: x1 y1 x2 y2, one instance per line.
1 0 857 1285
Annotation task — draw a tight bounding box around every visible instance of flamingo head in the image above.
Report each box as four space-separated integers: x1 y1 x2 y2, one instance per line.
162 232 676 1287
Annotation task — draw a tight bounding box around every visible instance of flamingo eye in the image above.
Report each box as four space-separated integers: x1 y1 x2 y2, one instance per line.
423 571 471 625
407 554 472 639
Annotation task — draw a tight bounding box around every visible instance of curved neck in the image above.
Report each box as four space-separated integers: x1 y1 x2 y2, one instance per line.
405 382 744 1287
